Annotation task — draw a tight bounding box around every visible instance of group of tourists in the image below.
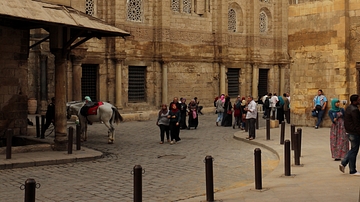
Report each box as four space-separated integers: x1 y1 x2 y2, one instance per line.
156 97 202 145
261 92 291 124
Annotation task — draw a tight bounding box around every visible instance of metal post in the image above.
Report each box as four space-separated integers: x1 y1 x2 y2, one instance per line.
35 116 40 138
297 128 302 157
284 140 291 176
76 124 81 150
40 115 45 139
290 124 295 150
205 156 214 202
134 165 142 202
68 127 73 154
256 112 259 129
6 129 12 159
254 148 262 190
266 118 270 140
294 132 300 165
24 178 36 202
280 121 285 144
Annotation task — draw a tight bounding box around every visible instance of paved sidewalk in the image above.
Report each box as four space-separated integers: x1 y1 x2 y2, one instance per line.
183 124 360 202
1 115 360 201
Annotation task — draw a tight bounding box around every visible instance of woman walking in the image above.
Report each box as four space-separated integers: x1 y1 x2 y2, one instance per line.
187 99 199 129
328 98 349 160
156 104 170 144
233 95 242 129
222 96 232 127
168 103 181 144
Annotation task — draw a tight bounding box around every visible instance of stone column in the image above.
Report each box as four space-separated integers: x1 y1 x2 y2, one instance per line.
220 64 226 94
52 48 68 151
162 63 168 105
115 60 123 109
252 64 259 99
70 48 87 101
279 65 285 96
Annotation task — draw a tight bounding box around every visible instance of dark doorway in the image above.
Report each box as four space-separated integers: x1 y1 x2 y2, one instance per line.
258 69 269 98
81 64 98 101
227 68 240 98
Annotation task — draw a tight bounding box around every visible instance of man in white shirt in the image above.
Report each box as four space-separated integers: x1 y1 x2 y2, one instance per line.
245 96 257 140
270 93 279 120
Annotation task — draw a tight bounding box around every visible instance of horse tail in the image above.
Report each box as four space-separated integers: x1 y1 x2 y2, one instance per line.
112 108 123 124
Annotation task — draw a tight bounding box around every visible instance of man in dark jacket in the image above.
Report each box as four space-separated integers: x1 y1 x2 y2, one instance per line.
340 94 360 175
43 97 55 131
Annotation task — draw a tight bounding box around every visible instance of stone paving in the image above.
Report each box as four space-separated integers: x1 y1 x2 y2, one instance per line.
0 114 278 202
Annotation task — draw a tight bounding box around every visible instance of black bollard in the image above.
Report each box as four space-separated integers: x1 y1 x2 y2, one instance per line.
245 119 249 132
76 124 81 150
294 132 300 165
133 165 142 202
68 127 73 154
24 178 36 202
254 148 262 190
256 113 259 129
35 116 40 138
205 156 214 202
266 118 270 140
284 140 291 176
40 115 45 139
297 128 302 157
290 124 295 150
280 121 285 144
6 129 12 159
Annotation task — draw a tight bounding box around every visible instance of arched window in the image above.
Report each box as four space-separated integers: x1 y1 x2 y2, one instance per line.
85 0 94 16
127 0 143 22
259 11 268 33
171 0 180 12
183 0 191 13
228 8 236 32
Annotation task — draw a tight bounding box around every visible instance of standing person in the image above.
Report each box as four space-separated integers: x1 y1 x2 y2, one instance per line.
328 99 348 160
221 96 232 127
43 97 55 131
215 94 225 126
179 98 188 129
286 92 291 123
156 104 170 144
188 99 199 129
277 94 285 124
240 97 247 130
313 89 328 129
283 93 290 124
270 93 279 120
245 96 257 140
233 95 242 129
194 97 203 115
339 94 360 175
168 103 181 144
263 93 271 119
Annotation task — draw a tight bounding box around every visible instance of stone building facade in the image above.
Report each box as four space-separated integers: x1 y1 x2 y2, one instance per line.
29 0 290 114
288 0 360 127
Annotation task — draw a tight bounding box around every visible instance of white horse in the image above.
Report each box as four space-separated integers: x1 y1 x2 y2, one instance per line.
66 101 123 144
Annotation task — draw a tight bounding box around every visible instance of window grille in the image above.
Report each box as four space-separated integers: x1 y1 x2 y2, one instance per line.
128 66 146 102
259 11 267 33
171 0 180 12
81 64 98 101
127 0 143 22
85 0 94 15
227 68 240 98
183 0 191 13
258 69 269 98
228 8 236 32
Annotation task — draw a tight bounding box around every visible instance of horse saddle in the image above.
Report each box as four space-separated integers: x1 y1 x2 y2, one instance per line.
83 102 104 116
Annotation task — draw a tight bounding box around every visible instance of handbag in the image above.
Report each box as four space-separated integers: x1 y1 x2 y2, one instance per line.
227 110 232 115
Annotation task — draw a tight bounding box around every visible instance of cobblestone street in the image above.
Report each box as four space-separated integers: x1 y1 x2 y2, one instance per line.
0 114 278 202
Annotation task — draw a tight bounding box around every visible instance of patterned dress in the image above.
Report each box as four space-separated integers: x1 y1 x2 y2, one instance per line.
329 109 349 159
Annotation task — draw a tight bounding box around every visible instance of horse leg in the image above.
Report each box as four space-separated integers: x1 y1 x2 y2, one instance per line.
107 125 115 144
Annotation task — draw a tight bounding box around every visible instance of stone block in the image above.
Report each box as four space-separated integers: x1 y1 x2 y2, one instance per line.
270 120 279 128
